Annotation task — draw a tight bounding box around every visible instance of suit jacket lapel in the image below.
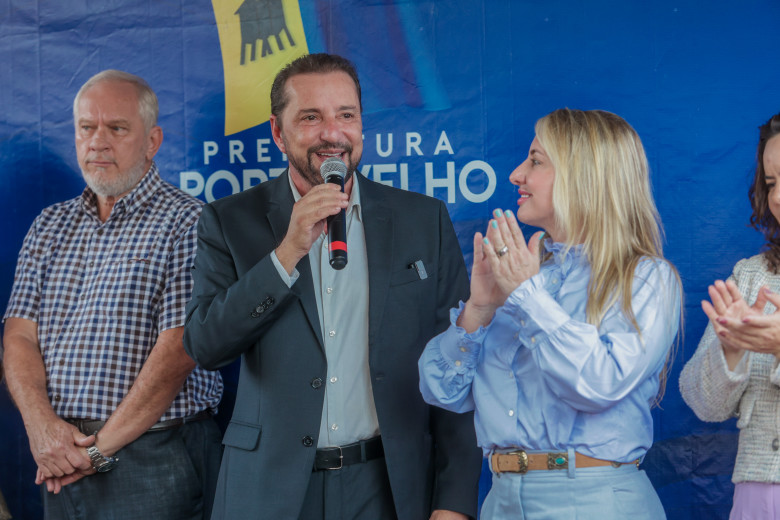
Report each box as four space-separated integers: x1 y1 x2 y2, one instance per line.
266 171 324 349
359 174 393 347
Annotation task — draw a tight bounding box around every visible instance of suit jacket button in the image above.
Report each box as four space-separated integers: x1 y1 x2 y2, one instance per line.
302 436 314 447
255 305 264 313
311 378 323 389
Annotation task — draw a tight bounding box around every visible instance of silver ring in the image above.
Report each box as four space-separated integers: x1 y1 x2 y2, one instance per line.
496 245 509 257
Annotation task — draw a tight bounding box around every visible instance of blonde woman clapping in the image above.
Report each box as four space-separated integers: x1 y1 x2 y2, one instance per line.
419 108 681 519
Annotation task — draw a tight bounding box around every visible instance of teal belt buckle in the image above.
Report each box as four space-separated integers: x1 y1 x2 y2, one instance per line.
547 452 568 470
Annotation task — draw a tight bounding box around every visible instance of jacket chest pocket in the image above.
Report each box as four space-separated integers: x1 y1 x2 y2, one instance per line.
385 261 435 339
389 259 433 288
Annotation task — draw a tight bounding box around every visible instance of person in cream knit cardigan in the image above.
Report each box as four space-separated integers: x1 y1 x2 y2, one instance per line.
680 112 780 519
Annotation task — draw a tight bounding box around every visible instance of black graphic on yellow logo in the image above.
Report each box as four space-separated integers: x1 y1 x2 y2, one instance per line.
214 0 308 135
235 0 297 64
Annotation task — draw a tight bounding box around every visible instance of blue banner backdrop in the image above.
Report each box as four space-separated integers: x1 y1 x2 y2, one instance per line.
2 1 779 518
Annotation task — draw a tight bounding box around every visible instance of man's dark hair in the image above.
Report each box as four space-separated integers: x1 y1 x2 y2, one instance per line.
270 53 361 127
750 112 780 273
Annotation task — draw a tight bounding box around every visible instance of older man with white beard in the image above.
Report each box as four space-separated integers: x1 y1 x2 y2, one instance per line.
3 70 223 520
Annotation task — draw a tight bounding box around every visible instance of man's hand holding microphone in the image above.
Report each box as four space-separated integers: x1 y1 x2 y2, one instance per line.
275 157 350 274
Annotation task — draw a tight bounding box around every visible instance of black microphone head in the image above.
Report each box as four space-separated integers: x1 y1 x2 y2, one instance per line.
321 157 347 183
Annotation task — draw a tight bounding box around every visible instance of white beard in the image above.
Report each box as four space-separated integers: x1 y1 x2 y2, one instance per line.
81 156 148 198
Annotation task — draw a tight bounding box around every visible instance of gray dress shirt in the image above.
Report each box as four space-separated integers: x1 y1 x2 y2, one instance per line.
271 175 379 447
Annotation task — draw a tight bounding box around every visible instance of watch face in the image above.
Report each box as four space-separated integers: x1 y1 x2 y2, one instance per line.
95 458 118 473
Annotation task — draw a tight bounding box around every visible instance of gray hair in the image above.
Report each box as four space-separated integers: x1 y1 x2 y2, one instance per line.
72 70 159 131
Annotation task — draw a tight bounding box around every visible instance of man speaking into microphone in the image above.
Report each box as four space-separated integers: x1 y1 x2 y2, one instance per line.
184 53 481 520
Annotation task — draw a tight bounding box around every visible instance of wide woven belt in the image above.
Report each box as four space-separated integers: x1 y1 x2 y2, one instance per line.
313 436 384 471
67 410 213 435
491 450 639 474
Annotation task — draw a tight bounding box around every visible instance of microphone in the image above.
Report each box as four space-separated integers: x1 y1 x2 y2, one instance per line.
321 157 348 270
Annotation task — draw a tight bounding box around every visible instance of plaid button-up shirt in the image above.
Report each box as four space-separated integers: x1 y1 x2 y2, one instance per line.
4 164 222 421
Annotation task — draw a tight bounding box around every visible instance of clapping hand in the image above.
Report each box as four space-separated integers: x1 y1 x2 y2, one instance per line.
459 209 544 332
703 280 780 366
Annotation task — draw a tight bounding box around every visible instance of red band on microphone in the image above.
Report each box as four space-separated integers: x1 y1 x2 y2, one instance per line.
329 241 347 252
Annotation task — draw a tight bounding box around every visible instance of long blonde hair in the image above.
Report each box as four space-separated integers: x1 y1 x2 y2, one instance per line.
535 108 680 399
536 108 664 326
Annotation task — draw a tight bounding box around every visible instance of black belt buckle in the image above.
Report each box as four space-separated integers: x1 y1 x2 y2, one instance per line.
67 418 105 436
326 446 343 470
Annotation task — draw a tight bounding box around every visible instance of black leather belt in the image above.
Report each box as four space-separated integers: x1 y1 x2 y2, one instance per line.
67 410 213 435
313 436 384 471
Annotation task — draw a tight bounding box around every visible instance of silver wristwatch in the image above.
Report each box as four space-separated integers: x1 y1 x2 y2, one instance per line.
86 443 118 473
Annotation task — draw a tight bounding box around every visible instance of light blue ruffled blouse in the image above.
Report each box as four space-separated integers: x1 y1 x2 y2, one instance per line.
418 241 681 462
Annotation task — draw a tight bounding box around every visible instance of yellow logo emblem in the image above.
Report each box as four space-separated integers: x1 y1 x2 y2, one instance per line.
213 0 308 135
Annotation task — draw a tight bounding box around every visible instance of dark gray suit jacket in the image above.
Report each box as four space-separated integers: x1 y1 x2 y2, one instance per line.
184 171 481 519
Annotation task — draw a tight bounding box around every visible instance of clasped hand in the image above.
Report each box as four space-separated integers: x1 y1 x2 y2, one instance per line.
29 417 96 494
460 209 544 331
703 280 780 361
